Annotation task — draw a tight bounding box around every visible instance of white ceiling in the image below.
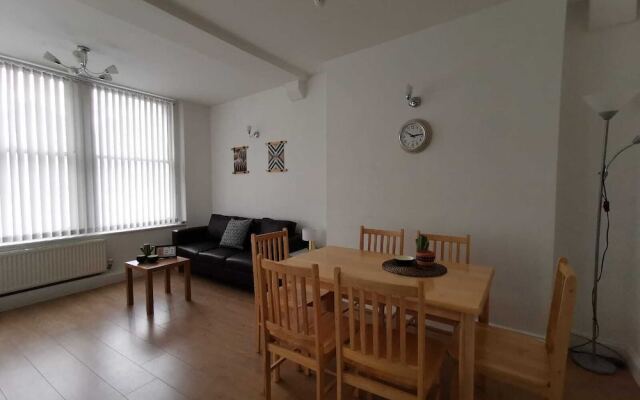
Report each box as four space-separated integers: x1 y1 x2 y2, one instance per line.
0 0 505 105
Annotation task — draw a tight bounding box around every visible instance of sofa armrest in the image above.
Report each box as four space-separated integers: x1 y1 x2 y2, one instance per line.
172 226 209 245
289 233 306 253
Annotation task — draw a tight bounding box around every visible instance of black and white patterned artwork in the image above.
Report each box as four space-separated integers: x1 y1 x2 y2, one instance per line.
232 146 248 174
267 140 287 172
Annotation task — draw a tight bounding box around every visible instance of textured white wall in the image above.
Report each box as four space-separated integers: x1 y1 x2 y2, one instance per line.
180 101 213 227
210 74 327 242
555 1 640 379
324 0 567 335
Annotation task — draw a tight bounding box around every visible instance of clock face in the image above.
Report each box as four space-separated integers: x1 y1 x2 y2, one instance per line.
399 119 432 152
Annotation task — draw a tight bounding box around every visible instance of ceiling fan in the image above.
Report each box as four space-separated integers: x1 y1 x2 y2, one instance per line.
43 45 118 81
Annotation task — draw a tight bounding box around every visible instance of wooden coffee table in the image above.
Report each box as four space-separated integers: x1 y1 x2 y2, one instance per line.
125 256 191 315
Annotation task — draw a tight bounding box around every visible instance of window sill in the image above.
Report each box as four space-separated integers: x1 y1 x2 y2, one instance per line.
0 222 186 252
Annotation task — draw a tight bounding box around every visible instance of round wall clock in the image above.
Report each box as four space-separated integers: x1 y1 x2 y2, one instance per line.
398 119 432 153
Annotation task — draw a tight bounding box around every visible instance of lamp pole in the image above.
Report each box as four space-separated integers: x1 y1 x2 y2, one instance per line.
570 111 618 374
571 110 631 374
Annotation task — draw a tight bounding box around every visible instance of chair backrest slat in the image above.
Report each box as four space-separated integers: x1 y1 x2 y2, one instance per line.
334 267 425 393
545 258 577 360
417 231 471 264
360 225 404 256
257 256 321 349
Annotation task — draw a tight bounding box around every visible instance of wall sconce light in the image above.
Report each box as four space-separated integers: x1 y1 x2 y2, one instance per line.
405 84 421 108
247 125 259 138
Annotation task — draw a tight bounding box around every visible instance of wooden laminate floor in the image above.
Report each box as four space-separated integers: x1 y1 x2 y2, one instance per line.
0 272 638 400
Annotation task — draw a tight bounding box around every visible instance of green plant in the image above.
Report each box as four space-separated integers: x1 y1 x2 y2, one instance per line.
140 244 155 257
416 235 429 252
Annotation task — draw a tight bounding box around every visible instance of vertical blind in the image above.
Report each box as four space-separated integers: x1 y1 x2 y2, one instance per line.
88 85 177 232
0 58 178 245
0 61 85 243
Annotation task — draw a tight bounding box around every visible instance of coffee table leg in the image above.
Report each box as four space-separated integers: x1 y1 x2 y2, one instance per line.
184 260 191 302
145 270 154 316
165 267 171 294
126 266 133 306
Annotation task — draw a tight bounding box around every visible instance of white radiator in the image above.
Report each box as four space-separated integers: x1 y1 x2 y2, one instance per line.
0 239 107 295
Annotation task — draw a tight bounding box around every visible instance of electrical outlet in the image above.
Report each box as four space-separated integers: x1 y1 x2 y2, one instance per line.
107 258 114 269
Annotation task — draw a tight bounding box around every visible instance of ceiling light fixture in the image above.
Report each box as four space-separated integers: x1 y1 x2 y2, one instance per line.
314 0 325 7
43 45 118 81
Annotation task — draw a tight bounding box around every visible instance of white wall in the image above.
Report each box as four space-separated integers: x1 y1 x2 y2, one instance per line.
180 101 214 227
555 1 640 379
210 74 327 242
324 0 567 334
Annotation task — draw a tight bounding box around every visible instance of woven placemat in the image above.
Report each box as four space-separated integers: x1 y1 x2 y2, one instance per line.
382 259 447 277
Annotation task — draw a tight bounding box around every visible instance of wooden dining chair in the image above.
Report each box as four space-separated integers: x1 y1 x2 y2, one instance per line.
451 258 576 400
257 256 339 400
333 267 449 400
251 229 290 354
417 231 471 264
360 225 405 256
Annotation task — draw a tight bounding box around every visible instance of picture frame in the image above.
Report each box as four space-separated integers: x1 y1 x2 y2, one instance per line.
232 145 249 174
155 244 177 258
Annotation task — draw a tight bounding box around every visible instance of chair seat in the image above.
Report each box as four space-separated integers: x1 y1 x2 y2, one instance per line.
344 324 448 390
269 311 348 356
474 324 551 390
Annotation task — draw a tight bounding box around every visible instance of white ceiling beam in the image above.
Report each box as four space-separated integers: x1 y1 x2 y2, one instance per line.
588 0 638 30
73 0 307 81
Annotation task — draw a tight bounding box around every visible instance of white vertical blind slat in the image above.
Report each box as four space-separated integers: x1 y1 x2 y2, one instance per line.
0 59 177 244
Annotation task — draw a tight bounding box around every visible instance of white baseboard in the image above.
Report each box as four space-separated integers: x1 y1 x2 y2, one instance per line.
0 270 125 312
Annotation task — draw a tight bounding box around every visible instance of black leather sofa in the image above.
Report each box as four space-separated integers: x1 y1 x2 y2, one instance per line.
172 214 305 288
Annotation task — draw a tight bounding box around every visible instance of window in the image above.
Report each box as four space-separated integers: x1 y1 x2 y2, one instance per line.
0 58 179 245
0 61 84 242
87 85 177 233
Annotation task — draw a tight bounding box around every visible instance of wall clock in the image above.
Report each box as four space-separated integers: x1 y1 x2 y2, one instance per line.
398 119 432 153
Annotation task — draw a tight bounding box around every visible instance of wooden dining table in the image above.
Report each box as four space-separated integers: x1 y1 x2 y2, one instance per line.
281 245 494 400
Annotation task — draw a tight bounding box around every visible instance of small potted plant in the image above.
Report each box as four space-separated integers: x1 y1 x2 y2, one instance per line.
139 243 157 263
416 235 435 266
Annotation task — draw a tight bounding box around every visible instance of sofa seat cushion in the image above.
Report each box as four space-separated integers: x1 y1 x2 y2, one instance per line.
225 252 253 276
199 247 241 263
177 241 218 258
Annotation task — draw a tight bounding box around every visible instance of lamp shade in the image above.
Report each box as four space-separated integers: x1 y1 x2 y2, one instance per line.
583 87 639 119
302 228 316 242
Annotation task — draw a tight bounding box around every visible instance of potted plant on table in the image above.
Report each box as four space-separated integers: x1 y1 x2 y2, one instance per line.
416 235 435 266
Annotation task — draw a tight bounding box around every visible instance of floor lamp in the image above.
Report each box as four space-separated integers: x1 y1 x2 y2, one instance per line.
570 91 640 374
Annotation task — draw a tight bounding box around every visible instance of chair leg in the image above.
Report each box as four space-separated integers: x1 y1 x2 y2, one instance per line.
255 304 262 354
273 354 281 382
263 346 271 400
315 363 325 400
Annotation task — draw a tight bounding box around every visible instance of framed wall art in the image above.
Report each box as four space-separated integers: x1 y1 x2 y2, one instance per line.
266 140 287 172
232 146 249 174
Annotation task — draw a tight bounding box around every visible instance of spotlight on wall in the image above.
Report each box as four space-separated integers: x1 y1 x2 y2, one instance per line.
405 84 421 108
247 125 260 138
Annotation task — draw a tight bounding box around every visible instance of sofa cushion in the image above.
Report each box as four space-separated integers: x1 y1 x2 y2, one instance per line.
176 241 218 258
225 252 253 276
260 218 297 235
207 214 232 241
219 218 252 250
199 247 241 263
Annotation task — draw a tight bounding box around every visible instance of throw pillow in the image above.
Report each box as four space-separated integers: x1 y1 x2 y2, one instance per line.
219 219 252 250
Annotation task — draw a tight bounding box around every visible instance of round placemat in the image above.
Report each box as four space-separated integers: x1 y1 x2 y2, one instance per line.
382 259 447 277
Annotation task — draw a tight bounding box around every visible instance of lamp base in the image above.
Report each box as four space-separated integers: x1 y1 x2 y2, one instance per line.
571 351 617 375
308 240 316 251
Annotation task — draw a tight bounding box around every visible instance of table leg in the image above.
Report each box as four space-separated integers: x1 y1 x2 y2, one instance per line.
479 293 490 324
459 314 475 400
126 266 133 306
184 260 191 301
165 267 171 294
145 270 154 316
